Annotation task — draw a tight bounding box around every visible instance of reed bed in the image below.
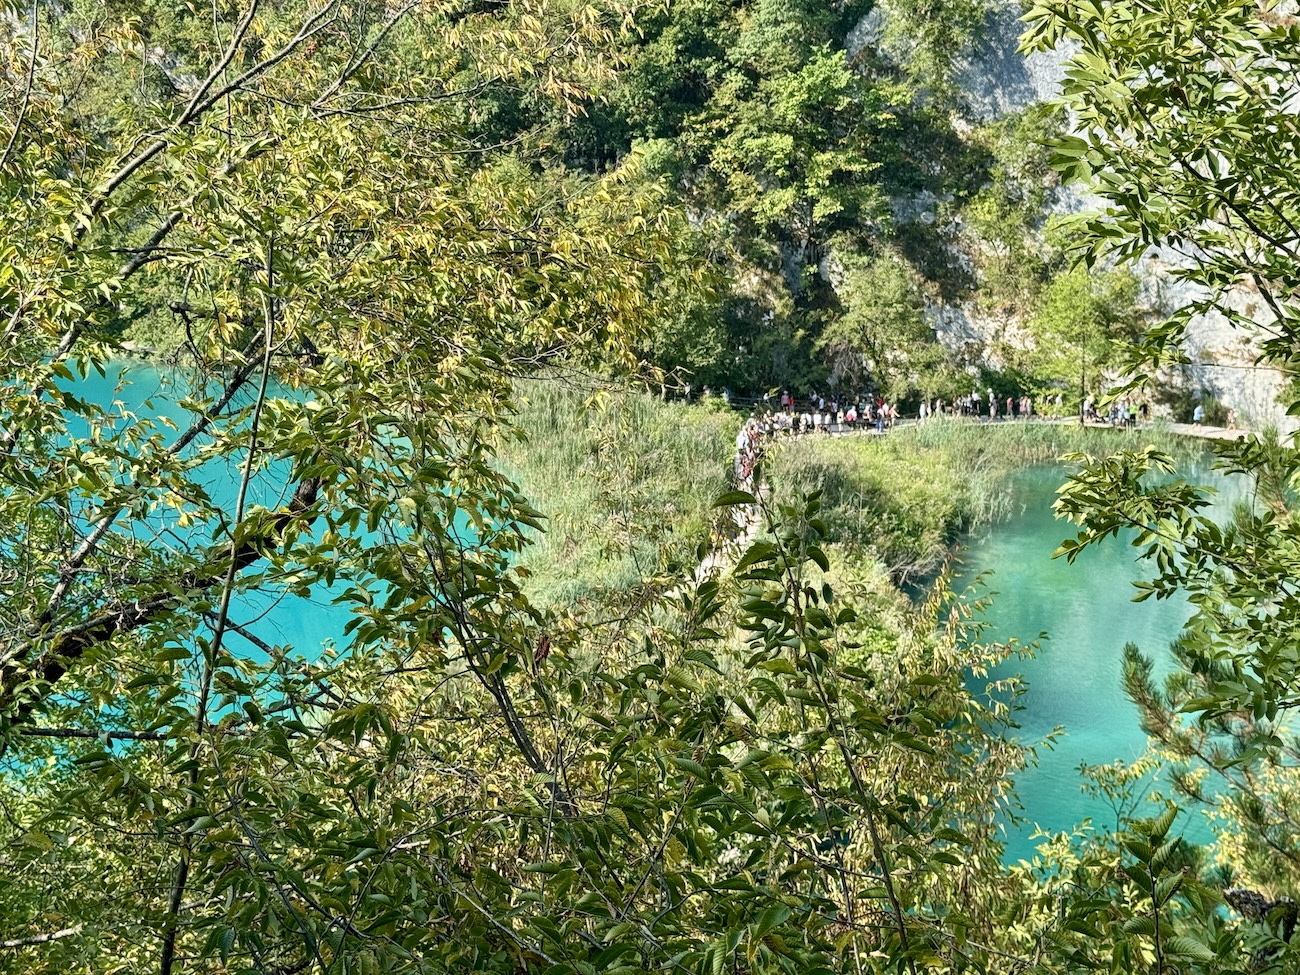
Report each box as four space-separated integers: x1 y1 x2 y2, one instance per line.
494 379 739 605
767 418 1201 582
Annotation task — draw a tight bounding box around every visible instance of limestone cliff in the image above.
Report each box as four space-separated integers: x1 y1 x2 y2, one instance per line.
890 0 1296 428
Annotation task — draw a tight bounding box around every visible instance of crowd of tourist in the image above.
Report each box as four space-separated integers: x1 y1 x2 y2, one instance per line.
721 384 1221 493
696 386 1171 429
717 388 1063 438
726 387 1168 490
1080 395 1152 427
731 389 1033 488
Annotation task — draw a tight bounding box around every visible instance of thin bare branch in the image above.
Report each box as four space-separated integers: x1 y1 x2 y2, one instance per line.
19 727 166 741
1 924 84 950
0 0 39 173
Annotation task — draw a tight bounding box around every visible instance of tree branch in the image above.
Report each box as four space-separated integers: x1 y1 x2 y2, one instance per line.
1 924 84 949
0 0 39 173
0 476 323 729
18 727 166 741
39 330 268 625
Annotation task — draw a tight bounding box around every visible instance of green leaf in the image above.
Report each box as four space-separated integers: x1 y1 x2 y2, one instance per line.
668 756 709 779
752 903 791 939
1165 936 1216 962
713 490 757 507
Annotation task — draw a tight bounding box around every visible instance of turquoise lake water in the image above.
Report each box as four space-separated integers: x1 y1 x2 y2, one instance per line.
958 459 1246 863
56 361 351 662
54 364 1240 862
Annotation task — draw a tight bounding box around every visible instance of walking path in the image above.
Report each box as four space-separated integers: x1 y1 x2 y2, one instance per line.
997 417 1254 441
820 416 1256 440
1163 421 1250 441
695 494 765 581
680 389 1263 443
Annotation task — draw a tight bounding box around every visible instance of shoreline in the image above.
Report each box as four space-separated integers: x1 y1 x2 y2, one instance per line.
794 414 1257 443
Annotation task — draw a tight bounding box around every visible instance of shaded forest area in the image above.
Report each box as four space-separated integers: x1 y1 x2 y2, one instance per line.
101 0 1136 403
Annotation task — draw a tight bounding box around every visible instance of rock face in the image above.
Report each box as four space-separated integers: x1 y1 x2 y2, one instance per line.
1142 254 1294 425
954 0 1076 120
935 0 1295 428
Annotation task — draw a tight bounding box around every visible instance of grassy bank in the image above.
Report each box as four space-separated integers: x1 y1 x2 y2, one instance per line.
766 419 1202 582
495 379 739 605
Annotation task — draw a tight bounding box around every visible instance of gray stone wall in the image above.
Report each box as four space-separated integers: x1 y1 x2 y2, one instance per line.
869 0 1297 429
954 0 1075 119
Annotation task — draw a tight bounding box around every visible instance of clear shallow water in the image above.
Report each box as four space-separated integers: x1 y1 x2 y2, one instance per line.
958 460 1248 863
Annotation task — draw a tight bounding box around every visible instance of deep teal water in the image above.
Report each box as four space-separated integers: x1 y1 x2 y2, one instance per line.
958 461 1247 863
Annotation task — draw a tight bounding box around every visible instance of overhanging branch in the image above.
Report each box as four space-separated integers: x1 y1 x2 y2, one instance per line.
19 727 167 741
1 925 84 950
0 477 323 730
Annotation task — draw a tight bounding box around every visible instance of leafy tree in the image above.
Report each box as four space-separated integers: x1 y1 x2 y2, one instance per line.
815 249 952 400
0 0 708 968
0 0 1157 958
875 0 994 95
1123 635 1300 894
673 3 894 387
1019 0 1300 958
1022 0 1300 386
582 0 898 387
691 46 885 254
0 2 1047 972
961 105 1069 315
13 0 1300 967
1022 265 1142 409
1022 0 1300 776
1054 438 1300 900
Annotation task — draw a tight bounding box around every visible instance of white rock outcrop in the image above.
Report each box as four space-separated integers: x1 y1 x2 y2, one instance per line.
876 0 1297 429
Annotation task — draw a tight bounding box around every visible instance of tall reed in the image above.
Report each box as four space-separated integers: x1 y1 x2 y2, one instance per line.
494 379 739 605
767 419 1203 582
